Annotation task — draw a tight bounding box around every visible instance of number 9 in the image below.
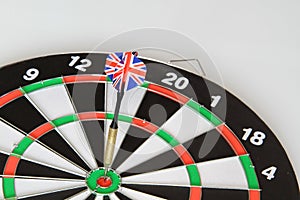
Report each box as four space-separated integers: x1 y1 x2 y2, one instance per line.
23 68 39 81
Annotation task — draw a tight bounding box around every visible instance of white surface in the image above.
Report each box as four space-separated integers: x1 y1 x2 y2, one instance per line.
0 0 299 184
27 85 74 120
197 156 248 190
0 178 3 199
109 193 121 200
0 120 24 153
161 104 214 143
15 177 84 199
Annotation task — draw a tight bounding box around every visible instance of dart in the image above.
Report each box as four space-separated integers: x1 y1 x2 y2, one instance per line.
104 51 147 175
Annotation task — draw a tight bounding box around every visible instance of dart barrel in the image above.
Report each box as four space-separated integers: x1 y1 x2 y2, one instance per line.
104 127 118 168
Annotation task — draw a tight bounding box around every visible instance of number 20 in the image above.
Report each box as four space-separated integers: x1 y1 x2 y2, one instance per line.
161 72 189 90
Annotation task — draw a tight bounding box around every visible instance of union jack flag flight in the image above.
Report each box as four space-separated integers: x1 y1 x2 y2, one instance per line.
104 52 147 92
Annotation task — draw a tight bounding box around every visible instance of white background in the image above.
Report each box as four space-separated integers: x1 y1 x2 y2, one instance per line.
0 0 299 187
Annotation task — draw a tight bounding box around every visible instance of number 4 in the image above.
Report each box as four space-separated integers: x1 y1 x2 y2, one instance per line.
262 166 277 180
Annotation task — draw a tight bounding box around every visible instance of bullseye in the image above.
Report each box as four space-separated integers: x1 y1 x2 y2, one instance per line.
86 168 121 194
97 177 112 188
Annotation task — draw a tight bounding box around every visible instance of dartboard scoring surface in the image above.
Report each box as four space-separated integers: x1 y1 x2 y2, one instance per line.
0 53 298 200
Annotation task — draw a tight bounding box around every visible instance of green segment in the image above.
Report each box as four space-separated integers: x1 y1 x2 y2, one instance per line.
22 77 63 93
155 129 179 147
51 114 78 127
106 76 112 82
140 81 150 88
118 115 133 123
239 155 260 189
106 113 114 120
187 100 222 126
105 113 133 123
86 168 121 194
186 165 201 186
12 137 34 156
3 178 16 199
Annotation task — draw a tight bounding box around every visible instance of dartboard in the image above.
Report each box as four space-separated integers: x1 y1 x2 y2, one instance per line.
0 53 298 200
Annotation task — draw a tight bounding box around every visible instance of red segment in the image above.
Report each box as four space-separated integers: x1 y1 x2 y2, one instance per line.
174 145 194 165
148 84 189 104
0 89 23 107
132 118 158 134
190 187 202 200
63 75 106 83
78 112 106 121
97 177 112 188
29 122 54 140
249 190 260 200
122 52 132 84
217 125 247 156
4 155 20 176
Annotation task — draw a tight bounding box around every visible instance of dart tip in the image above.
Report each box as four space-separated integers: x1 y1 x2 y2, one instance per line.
104 167 108 177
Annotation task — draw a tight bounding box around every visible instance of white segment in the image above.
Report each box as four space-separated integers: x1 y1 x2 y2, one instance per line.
0 120 24 153
27 85 97 169
109 193 121 200
27 85 75 120
116 104 214 173
198 156 249 190
0 121 86 177
104 83 147 163
66 189 91 200
15 178 85 199
105 83 147 116
57 122 98 169
104 119 130 161
122 165 190 187
120 187 167 200
0 177 4 199
95 195 104 200
161 105 214 144
116 135 171 173
23 142 87 177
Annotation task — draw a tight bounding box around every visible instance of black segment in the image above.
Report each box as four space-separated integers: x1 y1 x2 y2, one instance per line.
143 60 228 121
112 125 151 170
202 188 248 200
67 83 105 112
123 184 190 200
0 97 46 132
81 120 105 167
0 53 298 200
0 53 106 96
121 150 182 177
183 129 235 163
38 130 90 171
134 91 181 126
86 194 96 200
17 158 83 179
0 153 8 173
104 195 110 200
115 192 131 200
21 186 86 200
224 92 300 199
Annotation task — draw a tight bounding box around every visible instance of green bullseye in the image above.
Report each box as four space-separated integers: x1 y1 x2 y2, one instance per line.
86 168 121 194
